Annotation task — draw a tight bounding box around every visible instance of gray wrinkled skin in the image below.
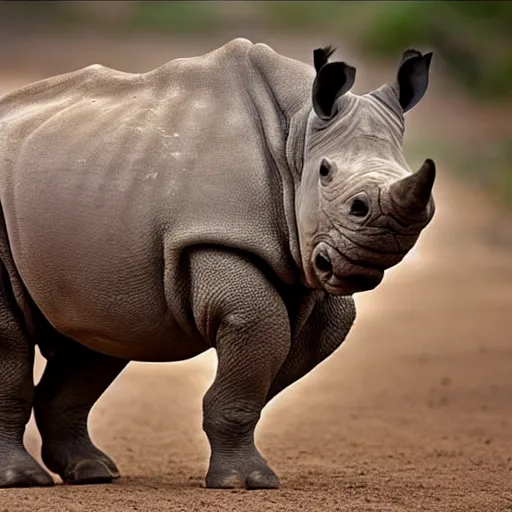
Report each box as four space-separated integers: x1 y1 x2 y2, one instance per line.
0 38 435 489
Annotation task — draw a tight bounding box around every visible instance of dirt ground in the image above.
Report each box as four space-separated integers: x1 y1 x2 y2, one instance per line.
0 34 511 512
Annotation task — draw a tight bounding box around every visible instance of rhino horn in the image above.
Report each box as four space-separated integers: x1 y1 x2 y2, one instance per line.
388 159 436 217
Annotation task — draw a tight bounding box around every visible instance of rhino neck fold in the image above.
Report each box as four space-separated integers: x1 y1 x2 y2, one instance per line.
281 109 308 280
247 45 314 283
286 105 310 180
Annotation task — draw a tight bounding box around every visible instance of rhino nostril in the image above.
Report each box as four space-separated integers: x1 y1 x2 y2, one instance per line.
315 252 332 274
350 198 369 218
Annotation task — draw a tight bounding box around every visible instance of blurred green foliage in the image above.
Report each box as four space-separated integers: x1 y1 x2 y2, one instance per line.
464 142 512 208
0 1 227 33
0 1 91 29
357 1 512 101
129 2 225 34
258 1 358 32
2 1 510 101
406 140 512 209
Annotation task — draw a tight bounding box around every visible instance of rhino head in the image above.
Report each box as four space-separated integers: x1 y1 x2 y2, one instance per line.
296 47 436 295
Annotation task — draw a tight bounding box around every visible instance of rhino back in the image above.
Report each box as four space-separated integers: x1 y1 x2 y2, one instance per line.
0 38 299 359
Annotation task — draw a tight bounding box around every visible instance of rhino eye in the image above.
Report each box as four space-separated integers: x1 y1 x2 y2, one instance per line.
319 158 333 184
350 198 369 218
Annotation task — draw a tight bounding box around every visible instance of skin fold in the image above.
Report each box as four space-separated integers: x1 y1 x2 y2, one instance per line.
0 38 435 489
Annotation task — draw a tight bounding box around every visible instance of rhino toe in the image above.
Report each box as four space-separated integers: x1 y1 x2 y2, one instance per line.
206 469 246 489
0 450 54 488
246 469 280 490
63 459 120 485
205 457 280 490
42 440 120 485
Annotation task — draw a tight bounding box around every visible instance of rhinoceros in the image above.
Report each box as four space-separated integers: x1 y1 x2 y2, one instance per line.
0 38 435 490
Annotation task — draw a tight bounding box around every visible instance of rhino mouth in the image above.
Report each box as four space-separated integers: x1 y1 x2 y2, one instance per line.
310 242 384 295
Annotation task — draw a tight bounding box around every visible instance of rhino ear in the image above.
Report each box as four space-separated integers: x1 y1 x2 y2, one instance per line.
395 49 433 113
313 45 336 73
312 47 356 120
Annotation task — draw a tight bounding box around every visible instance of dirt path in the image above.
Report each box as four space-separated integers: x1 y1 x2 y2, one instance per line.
1 35 511 511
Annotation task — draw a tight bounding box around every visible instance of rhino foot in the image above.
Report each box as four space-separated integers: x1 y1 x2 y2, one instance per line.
42 440 120 485
0 448 54 488
206 455 280 490
61 458 119 485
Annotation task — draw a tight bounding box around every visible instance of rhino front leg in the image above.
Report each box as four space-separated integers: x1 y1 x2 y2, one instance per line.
0 275 54 487
188 248 290 490
34 339 127 484
267 295 356 403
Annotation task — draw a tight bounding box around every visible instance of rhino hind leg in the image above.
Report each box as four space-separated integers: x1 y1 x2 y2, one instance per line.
0 267 54 488
34 338 127 485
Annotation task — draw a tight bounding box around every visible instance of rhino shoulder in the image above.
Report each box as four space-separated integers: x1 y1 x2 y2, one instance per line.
221 37 254 52
248 41 311 74
247 41 313 115
201 37 254 67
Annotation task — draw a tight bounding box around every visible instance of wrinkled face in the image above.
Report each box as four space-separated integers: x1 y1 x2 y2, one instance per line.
297 48 436 295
